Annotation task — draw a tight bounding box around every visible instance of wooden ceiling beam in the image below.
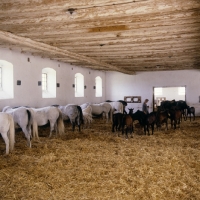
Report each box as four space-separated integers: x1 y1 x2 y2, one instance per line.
1 9 199 33
0 0 198 25
0 30 135 74
7 16 200 38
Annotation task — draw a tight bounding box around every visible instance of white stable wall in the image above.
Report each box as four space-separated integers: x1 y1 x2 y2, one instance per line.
105 71 200 116
1 47 200 116
0 48 105 110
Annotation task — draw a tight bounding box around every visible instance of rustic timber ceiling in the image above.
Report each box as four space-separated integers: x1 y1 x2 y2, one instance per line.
0 0 200 75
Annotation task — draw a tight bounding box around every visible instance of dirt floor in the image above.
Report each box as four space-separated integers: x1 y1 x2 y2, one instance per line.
0 116 200 200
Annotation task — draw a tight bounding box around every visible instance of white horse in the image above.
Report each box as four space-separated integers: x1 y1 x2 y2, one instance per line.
56 104 83 131
89 102 112 122
82 105 93 128
31 106 65 138
108 101 124 114
80 102 90 110
0 112 15 155
106 100 127 114
2 106 36 147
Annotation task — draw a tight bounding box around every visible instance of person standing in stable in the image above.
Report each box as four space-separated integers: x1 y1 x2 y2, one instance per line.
142 99 149 114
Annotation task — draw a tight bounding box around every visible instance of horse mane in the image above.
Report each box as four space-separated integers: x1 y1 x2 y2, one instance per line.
51 104 59 107
118 100 127 106
105 100 127 106
105 100 112 102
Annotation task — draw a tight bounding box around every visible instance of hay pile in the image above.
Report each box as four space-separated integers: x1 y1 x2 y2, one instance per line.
0 117 200 200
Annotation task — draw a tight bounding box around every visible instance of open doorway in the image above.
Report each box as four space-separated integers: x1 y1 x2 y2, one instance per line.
153 86 186 111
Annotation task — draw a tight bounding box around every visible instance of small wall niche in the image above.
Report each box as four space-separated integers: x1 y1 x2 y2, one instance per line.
124 96 141 103
17 80 21 85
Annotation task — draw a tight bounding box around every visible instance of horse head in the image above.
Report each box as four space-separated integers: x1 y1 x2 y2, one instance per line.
128 108 134 114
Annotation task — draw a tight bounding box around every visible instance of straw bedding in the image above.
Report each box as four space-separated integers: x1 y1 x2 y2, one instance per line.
0 116 200 200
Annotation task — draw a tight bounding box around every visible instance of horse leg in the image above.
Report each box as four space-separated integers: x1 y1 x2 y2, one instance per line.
165 120 168 131
22 127 32 148
174 120 177 129
121 125 125 137
156 122 159 131
102 112 105 120
105 113 109 123
112 123 115 132
72 122 75 131
143 125 147 135
171 120 173 129
78 123 81 131
151 124 154 135
76 118 81 132
177 119 180 128
147 124 150 136
54 122 58 135
116 127 119 136
83 119 87 129
49 121 56 138
125 127 128 139
118 121 122 131
1 132 9 154
82 117 86 129
130 125 133 138
116 122 120 137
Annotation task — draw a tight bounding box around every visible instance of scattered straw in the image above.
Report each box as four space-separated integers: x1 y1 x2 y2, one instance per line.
0 117 200 200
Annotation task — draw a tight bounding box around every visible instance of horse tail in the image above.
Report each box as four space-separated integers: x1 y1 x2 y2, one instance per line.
109 105 113 122
77 106 84 124
8 114 15 152
28 108 39 140
118 102 124 114
26 109 32 130
57 109 65 135
82 106 93 128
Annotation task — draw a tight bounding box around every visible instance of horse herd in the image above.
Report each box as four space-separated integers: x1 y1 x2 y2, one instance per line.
113 100 195 139
0 101 126 155
0 100 195 155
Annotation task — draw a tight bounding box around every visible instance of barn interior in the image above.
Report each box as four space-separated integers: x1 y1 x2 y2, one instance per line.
0 0 200 199
0 0 200 74
0 0 200 112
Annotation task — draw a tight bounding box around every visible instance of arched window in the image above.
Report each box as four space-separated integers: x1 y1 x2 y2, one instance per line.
95 76 102 97
0 60 14 99
42 68 56 98
75 73 84 97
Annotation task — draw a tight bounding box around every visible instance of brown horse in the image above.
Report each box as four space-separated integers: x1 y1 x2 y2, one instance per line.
121 114 134 139
156 109 169 131
169 108 182 129
112 112 123 134
186 106 195 121
129 109 156 135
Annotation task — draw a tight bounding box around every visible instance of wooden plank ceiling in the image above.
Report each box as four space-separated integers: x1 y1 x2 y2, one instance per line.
0 0 200 74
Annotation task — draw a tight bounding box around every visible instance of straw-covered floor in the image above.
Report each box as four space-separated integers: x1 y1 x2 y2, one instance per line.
0 116 200 200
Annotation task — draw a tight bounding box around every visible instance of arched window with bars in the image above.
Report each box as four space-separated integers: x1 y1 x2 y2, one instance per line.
75 73 84 97
42 68 56 98
95 76 102 97
0 60 14 99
